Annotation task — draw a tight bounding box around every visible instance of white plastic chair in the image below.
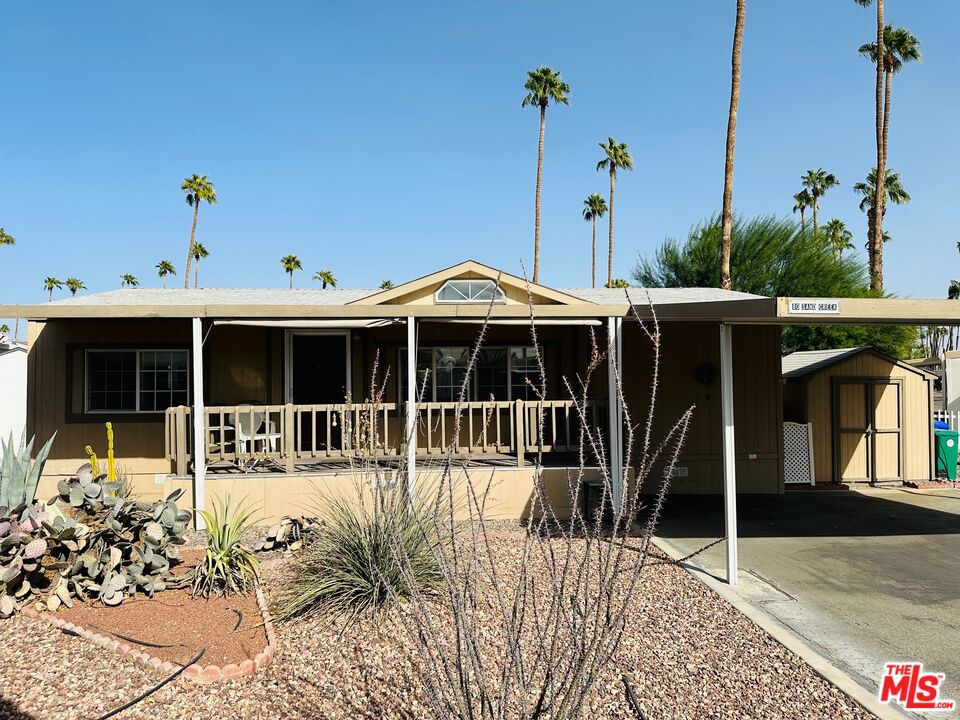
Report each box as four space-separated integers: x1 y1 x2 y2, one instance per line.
230 409 281 454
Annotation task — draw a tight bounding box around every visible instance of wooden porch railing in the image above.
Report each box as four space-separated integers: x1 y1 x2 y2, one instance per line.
165 399 606 475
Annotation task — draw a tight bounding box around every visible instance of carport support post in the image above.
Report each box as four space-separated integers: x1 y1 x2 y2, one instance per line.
406 316 417 495
191 317 206 531
607 317 624 514
720 323 738 585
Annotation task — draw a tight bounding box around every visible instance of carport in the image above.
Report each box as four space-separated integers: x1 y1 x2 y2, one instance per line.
717 296 960 586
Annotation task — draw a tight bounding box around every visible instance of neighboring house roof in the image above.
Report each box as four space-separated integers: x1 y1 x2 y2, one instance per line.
782 347 936 380
0 341 26 357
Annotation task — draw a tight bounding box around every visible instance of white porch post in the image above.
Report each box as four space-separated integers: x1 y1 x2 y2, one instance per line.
406 316 417 495
191 317 206 531
607 317 623 513
719 323 738 585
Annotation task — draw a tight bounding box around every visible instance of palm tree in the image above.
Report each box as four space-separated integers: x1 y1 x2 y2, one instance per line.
521 67 571 284
792 190 813 235
379 280 394 290
181 174 217 289
156 260 175 288
582 194 607 289
281 255 302 289
853 167 910 247
120 274 139 288
855 0 886 291
192 242 209 288
312 269 336 289
0 229 14 246
822 218 855 258
720 0 747 291
859 24 920 292
606 278 630 289
43 277 63 302
65 278 85 296
596 138 634 287
800 168 839 238
0 324 8 340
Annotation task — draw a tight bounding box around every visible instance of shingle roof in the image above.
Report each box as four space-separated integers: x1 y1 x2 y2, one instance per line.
46 286 765 308
563 287 766 304
48 288 378 306
781 348 863 378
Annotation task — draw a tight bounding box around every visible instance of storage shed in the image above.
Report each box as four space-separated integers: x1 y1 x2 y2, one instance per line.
782 348 935 484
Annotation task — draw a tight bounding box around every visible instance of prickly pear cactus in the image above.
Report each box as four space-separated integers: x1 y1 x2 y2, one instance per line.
0 465 192 618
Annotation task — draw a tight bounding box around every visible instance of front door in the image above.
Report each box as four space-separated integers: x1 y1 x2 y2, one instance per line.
834 379 903 483
288 333 349 453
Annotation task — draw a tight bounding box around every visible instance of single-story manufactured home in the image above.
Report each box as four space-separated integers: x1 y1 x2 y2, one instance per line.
6 259 960 585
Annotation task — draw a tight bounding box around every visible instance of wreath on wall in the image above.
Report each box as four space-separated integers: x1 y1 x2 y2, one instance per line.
694 362 718 399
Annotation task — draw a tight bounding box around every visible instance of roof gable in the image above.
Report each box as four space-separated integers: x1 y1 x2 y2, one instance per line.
349 260 592 307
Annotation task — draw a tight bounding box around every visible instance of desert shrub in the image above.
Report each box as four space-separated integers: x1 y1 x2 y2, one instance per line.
192 496 260 598
0 432 56 508
273 481 442 622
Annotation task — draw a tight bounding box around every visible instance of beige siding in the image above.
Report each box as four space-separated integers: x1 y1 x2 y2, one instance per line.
621 322 783 494
792 352 933 483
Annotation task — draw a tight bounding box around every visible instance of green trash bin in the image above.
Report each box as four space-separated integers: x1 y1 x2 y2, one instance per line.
935 429 959 480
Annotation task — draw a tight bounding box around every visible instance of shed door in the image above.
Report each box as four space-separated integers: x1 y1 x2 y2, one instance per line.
836 381 870 482
834 379 903 483
872 381 903 482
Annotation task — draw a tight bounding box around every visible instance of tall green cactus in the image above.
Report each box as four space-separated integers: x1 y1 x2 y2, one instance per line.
0 431 57 508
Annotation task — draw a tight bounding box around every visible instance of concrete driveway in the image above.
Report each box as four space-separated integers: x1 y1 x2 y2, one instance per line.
653 488 960 717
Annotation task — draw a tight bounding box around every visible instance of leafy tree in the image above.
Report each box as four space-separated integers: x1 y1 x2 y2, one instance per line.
156 260 175 288
859 23 920 291
522 67 570 284
822 218 855 258
192 242 209 288
281 254 302 289
792 190 812 234
43 277 63 302
181 174 217 289
582 194 607 289
800 168 839 237
313 269 337 289
379 280 394 290
720 0 746 291
853 167 910 248
596 138 634 288
120 274 139 288
0 228 14 246
65 277 86 296
633 214 916 358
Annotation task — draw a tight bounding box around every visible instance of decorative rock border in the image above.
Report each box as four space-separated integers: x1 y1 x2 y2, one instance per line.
21 585 276 684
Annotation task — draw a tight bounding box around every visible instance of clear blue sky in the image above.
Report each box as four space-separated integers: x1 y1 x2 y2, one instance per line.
1 1 958 321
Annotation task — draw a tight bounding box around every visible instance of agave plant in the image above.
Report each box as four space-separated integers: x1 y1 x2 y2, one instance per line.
0 432 57 508
192 496 260 598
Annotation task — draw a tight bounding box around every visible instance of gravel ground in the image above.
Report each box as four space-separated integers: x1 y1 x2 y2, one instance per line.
0 532 877 720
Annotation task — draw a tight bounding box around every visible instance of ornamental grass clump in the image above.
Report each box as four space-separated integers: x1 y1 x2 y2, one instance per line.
273 481 442 623
192 496 260 598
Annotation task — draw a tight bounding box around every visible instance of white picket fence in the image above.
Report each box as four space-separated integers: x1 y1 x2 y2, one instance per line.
933 410 960 431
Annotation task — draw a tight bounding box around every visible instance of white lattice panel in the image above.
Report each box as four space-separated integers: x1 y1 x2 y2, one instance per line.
783 422 815 485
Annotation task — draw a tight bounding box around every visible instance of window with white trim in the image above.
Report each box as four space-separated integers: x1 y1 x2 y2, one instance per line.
435 279 505 303
86 349 189 413
398 345 540 402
